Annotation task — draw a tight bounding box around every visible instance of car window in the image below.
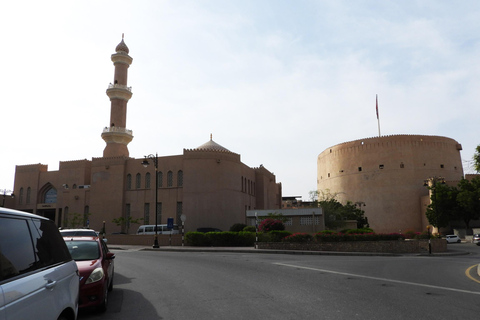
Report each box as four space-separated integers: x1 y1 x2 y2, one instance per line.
0 217 37 281
30 219 72 267
60 230 97 237
66 241 100 261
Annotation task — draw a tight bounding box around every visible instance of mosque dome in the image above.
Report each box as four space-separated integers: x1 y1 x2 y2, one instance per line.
196 135 231 152
115 38 129 54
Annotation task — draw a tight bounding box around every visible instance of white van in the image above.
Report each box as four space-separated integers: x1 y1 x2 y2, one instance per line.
137 224 180 235
0 208 79 320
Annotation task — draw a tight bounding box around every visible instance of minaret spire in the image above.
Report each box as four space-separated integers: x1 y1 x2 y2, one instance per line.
101 36 134 157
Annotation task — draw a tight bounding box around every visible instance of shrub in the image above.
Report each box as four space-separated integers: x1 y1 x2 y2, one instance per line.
318 230 337 235
343 228 374 234
185 232 211 246
243 226 256 232
314 232 405 242
230 223 247 232
260 230 291 242
259 218 285 232
283 233 313 243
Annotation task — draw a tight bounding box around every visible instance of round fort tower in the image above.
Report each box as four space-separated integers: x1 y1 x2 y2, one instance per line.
317 134 464 233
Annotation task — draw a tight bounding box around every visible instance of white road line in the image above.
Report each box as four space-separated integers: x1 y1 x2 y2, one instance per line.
274 262 480 295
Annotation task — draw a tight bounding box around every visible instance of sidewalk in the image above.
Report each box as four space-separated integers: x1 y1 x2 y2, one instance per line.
109 244 469 257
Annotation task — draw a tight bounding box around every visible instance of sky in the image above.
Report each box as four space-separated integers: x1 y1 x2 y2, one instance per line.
1 0 479 200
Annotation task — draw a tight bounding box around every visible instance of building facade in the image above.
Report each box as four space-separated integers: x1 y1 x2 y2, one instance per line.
12 38 282 234
317 135 464 233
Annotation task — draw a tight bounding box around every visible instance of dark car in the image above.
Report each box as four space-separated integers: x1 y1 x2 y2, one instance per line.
64 236 115 312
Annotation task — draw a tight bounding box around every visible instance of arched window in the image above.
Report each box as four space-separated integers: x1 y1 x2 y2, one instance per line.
26 187 31 204
157 171 163 188
19 187 24 204
136 173 141 189
126 174 132 190
44 188 57 204
145 172 151 189
177 170 183 187
167 171 173 187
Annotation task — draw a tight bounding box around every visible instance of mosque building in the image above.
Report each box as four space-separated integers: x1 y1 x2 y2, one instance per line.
12 37 282 234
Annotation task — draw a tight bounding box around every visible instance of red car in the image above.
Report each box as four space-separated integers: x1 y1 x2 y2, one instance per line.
64 236 115 312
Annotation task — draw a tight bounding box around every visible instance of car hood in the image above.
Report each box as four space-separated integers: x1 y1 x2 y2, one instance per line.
75 259 102 277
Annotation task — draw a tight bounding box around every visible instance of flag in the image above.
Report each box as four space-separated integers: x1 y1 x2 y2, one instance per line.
376 94 379 120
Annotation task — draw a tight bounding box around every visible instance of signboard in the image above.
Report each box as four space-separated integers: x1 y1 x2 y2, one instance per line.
167 217 174 229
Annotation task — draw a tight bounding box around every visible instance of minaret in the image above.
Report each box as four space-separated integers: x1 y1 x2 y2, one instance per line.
102 35 134 157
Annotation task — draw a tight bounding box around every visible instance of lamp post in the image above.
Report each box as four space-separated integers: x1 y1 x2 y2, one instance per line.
142 153 160 248
424 176 446 235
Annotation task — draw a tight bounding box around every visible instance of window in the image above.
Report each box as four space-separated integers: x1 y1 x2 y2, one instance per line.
157 171 163 188
300 216 321 225
126 174 132 190
177 170 183 187
358 167 362 172
144 203 150 224
136 173 141 189
44 188 57 204
167 171 173 187
0 217 36 280
145 172 151 189
26 187 31 204
19 187 24 204
440 164 444 168
379 165 384 169
176 202 183 224
400 162 405 168
156 202 162 223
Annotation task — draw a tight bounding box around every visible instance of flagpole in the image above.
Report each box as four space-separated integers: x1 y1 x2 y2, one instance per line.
376 94 381 137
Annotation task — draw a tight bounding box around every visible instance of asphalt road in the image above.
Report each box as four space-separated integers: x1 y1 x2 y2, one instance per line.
79 243 480 320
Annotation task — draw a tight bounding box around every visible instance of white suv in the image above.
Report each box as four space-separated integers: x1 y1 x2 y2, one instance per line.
0 208 79 320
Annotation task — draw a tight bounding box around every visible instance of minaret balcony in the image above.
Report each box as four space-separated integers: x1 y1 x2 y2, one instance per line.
101 126 133 145
106 83 133 101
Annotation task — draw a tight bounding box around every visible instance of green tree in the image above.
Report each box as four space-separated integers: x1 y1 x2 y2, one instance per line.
112 216 143 234
341 201 369 229
474 144 480 173
425 182 457 230
456 177 480 230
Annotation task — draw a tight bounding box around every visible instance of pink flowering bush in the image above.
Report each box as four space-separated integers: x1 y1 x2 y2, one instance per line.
283 233 313 243
259 218 285 232
314 232 405 242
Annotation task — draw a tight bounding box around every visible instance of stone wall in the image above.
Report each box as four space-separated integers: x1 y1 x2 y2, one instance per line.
257 239 447 253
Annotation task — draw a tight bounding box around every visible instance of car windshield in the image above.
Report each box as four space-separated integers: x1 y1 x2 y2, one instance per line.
65 241 100 261
61 230 97 237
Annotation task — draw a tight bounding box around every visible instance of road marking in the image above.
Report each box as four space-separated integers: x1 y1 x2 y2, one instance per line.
465 265 480 284
274 262 480 295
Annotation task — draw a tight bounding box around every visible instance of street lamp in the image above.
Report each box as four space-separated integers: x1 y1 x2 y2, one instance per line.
424 176 446 235
142 153 160 248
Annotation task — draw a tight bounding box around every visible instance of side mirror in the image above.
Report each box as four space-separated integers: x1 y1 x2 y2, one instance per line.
106 252 115 260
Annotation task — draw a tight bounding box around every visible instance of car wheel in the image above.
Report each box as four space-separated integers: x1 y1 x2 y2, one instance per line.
98 285 108 313
477 242 480 246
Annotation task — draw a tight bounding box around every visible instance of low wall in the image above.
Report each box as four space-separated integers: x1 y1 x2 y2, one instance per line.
257 239 447 253
107 234 183 246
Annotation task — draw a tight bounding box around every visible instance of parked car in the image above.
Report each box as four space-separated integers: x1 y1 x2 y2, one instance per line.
0 208 79 320
446 234 461 243
473 234 480 245
136 224 180 235
64 236 115 312
61 228 107 242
